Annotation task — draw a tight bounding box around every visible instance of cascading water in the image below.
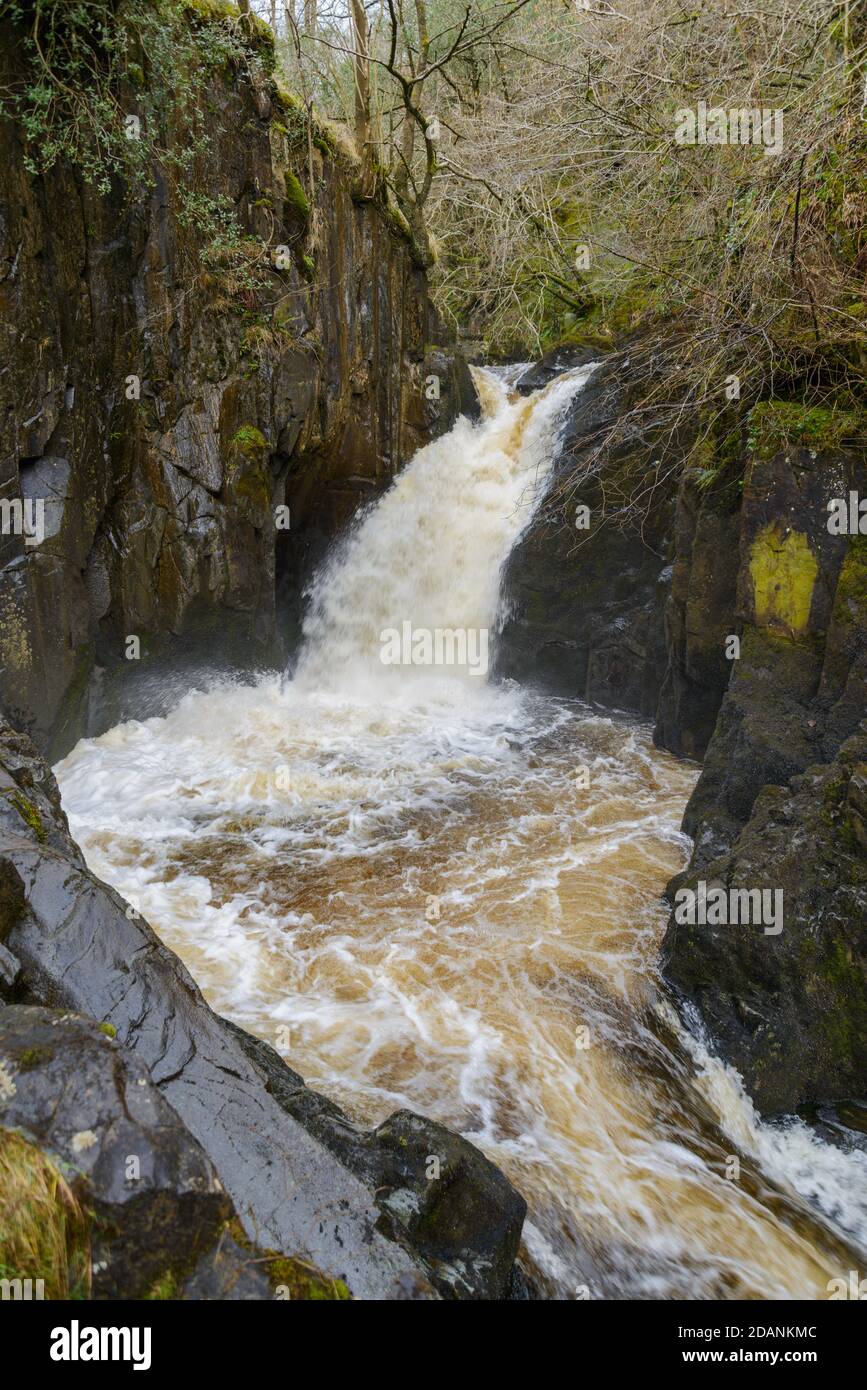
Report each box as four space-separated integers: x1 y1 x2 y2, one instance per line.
56 366 867 1299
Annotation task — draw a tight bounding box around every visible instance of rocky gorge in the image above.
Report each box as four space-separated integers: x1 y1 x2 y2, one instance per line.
0 0 865 1305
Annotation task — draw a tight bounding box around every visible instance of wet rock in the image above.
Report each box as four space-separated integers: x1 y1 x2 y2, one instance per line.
496 350 677 715
223 1020 526 1300
0 941 20 993
182 1234 274 1301
181 1226 354 1301
0 1004 231 1298
654 464 741 762
662 731 867 1114
514 345 602 395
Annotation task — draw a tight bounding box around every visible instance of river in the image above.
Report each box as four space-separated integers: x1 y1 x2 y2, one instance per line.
56 365 867 1298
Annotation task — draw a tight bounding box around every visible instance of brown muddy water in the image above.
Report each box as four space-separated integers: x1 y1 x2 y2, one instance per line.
57 367 867 1298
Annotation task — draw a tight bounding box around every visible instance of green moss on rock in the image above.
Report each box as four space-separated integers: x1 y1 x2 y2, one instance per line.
17 1045 54 1072
834 536 867 622
230 424 268 457
4 790 47 843
225 1220 352 1299
747 401 863 461
284 170 310 222
145 1270 179 1300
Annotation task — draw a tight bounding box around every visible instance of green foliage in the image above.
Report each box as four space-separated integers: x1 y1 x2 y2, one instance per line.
747 401 865 460
177 192 271 297
283 169 310 221
1 0 264 194
230 423 268 455
1 0 277 303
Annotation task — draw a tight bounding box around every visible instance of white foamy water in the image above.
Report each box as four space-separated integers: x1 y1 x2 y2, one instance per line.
56 367 867 1298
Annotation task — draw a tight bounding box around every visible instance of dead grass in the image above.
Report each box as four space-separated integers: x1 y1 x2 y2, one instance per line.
0 1128 91 1299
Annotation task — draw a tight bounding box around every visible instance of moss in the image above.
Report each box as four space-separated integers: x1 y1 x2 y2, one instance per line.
265 1255 352 1300
383 201 429 267
833 536 867 624
5 790 47 843
300 253 315 283
16 1046 54 1072
747 401 864 461
187 0 276 70
748 522 819 636
230 424 268 457
818 939 866 1061
312 126 338 159
144 1270 179 1300
225 1219 351 1300
230 462 270 511
385 202 414 244
0 1129 91 1299
273 80 304 115
98 1023 117 1039
284 171 310 222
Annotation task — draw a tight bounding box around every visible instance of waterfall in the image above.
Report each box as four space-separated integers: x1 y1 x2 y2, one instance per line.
295 365 596 693
55 362 867 1301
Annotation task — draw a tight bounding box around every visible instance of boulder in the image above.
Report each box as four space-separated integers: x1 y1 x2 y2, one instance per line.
224 1020 526 1300
0 1005 230 1299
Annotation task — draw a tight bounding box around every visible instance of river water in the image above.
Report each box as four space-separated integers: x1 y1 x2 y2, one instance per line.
56 366 867 1298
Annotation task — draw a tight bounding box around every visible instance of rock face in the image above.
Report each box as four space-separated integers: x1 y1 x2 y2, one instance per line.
674 413 867 861
497 350 867 1117
496 352 678 716
0 714 525 1299
653 463 741 763
0 10 473 760
660 406 867 1114
661 732 867 1115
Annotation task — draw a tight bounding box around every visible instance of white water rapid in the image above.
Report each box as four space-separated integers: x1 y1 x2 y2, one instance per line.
56 366 867 1299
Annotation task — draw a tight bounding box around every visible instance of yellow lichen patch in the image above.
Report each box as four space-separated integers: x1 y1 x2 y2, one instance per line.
0 593 32 670
749 523 818 635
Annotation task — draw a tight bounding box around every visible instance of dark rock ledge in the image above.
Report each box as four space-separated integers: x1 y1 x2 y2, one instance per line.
0 715 526 1300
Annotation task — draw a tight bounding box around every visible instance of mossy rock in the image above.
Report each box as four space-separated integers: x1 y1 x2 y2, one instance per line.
225 1219 352 1300
188 0 276 72
284 170 310 223
229 424 269 458
748 522 819 637
4 789 46 843
833 536 867 625
747 400 864 461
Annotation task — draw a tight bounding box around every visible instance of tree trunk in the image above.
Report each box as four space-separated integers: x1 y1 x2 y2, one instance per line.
351 0 374 190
